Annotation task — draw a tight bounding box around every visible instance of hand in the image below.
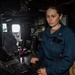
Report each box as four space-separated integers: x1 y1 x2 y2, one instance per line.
30 57 39 64
37 68 47 75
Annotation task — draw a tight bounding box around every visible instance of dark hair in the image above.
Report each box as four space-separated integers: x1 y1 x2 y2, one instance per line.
46 5 63 16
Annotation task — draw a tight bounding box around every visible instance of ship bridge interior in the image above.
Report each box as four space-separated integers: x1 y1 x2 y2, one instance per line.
0 0 75 75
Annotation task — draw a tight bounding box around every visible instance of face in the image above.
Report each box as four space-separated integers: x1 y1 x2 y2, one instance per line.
46 8 62 27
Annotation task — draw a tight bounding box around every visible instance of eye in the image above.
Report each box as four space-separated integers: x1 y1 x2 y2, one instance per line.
51 15 56 18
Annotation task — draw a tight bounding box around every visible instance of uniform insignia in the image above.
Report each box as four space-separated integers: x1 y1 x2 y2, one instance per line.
59 33 62 36
50 42 53 47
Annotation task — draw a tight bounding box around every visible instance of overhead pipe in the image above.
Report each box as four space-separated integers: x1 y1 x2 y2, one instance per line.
59 0 75 6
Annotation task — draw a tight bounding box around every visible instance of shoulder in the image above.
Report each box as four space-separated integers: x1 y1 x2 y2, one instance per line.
62 25 75 41
62 25 74 35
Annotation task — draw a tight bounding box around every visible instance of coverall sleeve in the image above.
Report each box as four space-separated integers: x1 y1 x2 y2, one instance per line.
37 44 44 59
46 29 75 75
37 33 46 59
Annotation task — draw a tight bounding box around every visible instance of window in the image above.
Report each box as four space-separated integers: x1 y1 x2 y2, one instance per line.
2 23 7 32
12 24 20 33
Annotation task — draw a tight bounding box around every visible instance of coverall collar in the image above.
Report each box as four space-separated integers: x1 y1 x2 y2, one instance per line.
44 24 65 37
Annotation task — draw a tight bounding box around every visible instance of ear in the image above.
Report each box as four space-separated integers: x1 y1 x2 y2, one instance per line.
59 14 63 20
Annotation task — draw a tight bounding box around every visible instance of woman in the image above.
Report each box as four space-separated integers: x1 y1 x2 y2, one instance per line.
30 6 75 75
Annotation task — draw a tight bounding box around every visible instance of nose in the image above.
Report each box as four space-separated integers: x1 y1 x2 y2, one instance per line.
49 17 52 21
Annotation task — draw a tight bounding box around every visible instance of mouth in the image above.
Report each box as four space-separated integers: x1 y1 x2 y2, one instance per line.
49 23 53 25
48 22 53 24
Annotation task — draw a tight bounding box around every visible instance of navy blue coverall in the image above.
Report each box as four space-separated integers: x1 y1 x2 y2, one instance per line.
37 24 75 75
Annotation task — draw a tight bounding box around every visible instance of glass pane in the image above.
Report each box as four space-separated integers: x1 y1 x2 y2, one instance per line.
12 24 20 32
2 23 7 32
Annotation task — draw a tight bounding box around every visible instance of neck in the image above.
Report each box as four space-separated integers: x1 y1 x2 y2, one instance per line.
50 23 61 34
51 23 61 30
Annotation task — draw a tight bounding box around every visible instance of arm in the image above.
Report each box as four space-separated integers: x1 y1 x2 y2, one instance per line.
37 43 44 59
37 33 46 60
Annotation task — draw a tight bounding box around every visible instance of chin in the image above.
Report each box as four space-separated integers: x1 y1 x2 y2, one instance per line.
49 24 55 27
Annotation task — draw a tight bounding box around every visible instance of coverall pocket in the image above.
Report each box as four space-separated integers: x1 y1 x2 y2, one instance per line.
51 42 64 54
